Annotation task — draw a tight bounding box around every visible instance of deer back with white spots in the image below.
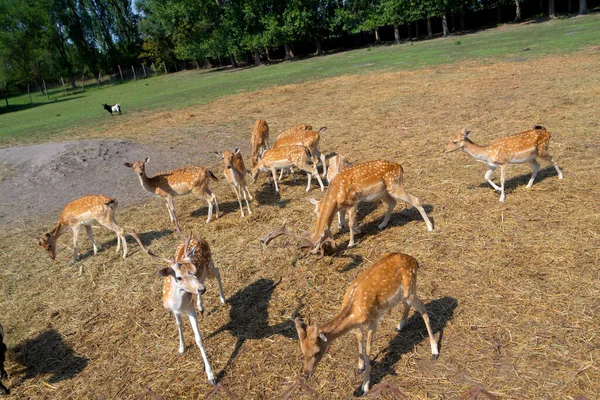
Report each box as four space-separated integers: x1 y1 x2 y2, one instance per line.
251 119 270 167
294 253 439 396
36 195 128 263
445 126 563 202
273 127 328 178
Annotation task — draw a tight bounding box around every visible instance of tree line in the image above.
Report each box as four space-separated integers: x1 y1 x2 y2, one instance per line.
0 0 592 95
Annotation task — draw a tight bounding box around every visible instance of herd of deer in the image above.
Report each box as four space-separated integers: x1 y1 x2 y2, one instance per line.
20 121 562 395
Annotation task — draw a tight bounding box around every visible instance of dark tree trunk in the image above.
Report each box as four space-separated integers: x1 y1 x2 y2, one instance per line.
284 43 293 61
497 6 502 23
69 77 77 90
415 21 419 39
393 23 400 44
567 0 572 13
253 48 262 66
442 14 450 37
407 23 412 41
515 0 522 22
374 28 380 42
549 0 555 18
316 39 323 56
451 14 455 32
427 17 433 38
579 0 588 14
460 11 465 31
230 54 238 68
265 47 272 62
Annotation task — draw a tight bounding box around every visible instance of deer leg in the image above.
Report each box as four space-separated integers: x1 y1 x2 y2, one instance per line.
211 192 219 219
499 164 508 202
540 154 563 179
242 186 252 215
408 296 439 359
392 188 433 231
355 327 365 374
360 326 377 396
396 301 411 331
188 310 216 385
84 225 98 255
244 184 254 201
211 261 226 304
378 194 397 230
71 225 81 262
320 152 327 178
271 167 279 192
165 196 176 223
348 206 359 247
526 159 540 188
485 168 501 191
232 184 245 217
174 312 186 355
337 210 345 230
98 212 128 258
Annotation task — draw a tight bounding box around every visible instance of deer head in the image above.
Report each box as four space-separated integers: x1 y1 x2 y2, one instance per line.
445 128 471 153
295 318 329 378
124 158 150 175
36 234 57 260
260 221 335 258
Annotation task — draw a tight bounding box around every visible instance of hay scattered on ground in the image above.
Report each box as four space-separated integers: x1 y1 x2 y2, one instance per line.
0 51 599 399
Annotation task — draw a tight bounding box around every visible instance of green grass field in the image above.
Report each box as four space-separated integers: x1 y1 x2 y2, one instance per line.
1 14 599 144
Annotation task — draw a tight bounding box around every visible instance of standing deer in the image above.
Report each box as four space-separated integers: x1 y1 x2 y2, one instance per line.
262 160 433 253
215 148 253 217
445 126 563 202
273 127 328 178
251 119 270 167
251 146 325 193
130 229 226 386
275 123 312 141
36 195 128 263
326 154 351 183
124 158 219 223
295 253 439 396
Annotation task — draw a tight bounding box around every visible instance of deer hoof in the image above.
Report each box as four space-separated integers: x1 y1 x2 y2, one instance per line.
432 353 440 360
208 377 216 386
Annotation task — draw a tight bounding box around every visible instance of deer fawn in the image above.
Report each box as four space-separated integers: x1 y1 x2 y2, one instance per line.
215 148 253 217
295 253 439 396
262 160 433 254
251 145 325 193
124 158 220 223
130 229 226 386
445 126 563 202
251 119 270 167
36 195 128 263
273 127 328 179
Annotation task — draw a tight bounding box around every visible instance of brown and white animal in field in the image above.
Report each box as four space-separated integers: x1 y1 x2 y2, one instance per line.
262 160 433 253
0 323 9 395
273 127 328 179
215 148 253 217
445 126 563 202
36 195 128 263
325 154 351 183
102 103 121 116
275 123 312 141
295 253 439 396
251 145 325 193
124 158 219 223
251 119 270 167
131 230 226 386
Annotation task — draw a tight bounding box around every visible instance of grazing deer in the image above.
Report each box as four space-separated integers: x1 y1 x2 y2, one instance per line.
295 253 439 396
273 127 328 178
326 154 351 183
262 160 433 254
0 323 8 395
215 148 253 217
251 146 325 193
251 119 270 167
124 158 219 223
130 230 226 386
275 123 312 141
36 195 128 263
445 126 564 202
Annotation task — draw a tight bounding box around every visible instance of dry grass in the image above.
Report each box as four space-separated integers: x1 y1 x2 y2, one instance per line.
1 50 600 399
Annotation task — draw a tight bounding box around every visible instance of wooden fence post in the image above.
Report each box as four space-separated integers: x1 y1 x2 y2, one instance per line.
27 84 32 104
142 64 147 78
43 80 49 100
163 62 168 74
60 77 67 95
118 65 124 82
131 65 137 81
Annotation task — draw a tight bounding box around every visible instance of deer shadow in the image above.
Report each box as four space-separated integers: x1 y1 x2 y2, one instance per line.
190 199 247 219
476 165 560 192
11 330 88 384
363 296 458 393
77 228 174 260
253 181 292 208
208 278 301 381
335 254 364 272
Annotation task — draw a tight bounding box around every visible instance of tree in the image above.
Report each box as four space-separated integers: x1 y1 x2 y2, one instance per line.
579 0 588 14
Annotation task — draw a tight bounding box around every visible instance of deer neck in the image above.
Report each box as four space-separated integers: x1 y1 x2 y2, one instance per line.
137 172 155 192
462 139 490 163
320 304 359 341
311 194 337 244
48 220 67 243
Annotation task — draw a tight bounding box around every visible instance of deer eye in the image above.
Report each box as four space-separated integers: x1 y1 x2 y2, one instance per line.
176 276 183 281
314 350 321 357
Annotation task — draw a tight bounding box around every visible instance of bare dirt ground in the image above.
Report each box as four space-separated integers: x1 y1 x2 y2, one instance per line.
0 50 599 399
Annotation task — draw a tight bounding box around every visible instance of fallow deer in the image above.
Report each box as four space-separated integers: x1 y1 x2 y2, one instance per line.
0 323 8 395
326 154 351 183
251 146 325 193
130 229 226 386
251 119 270 167
295 253 439 396
273 127 328 178
36 195 128 263
261 160 433 254
275 123 312 141
445 126 563 202
215 148 253 217
124 158 220 223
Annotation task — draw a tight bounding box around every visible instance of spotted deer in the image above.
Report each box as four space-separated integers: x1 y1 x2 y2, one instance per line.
311 154 353 227
124 158 219 223
445 126 563 202
251 145 325 193
215 148 253 217
262 160 433 254
36 195 128 263
130 229 226 386
275 123 312 141
295 253 439 396
0 323 9 395
273 127 328 178
251 119 270 167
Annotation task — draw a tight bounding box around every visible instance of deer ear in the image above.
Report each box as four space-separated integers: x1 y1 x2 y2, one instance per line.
214 151 223 158
124 162 133 168
318 332 328 342
295 318 307 340
157 267 175 278
233 147 241 154
144 158 150 164
461 128 471 138
308 198 319 206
